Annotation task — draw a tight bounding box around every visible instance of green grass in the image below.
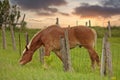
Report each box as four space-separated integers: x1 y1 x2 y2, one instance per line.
0 27 120 80
93 26 120 38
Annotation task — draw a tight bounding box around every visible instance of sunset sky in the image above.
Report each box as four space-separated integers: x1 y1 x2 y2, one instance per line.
10 0 120 28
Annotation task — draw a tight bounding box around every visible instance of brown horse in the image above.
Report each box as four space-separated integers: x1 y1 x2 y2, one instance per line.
19 25 100 69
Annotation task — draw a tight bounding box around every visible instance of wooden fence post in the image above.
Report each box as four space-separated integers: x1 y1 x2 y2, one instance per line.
101 33 113 78
21 14 26 28
60 28 73 72
89 20 91 27
39 46 45 64
25 32 29 45
1 25 7 49
19 14 26 55
56 17 59 26
60 38 66 70
107 21 111 37
106 40 113 78
85 22 88 26
68 25 70 27
101 33 107 76
18 34 21 55
10 24 16 50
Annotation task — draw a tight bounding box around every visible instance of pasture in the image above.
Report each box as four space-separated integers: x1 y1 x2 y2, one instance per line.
0 27 120 80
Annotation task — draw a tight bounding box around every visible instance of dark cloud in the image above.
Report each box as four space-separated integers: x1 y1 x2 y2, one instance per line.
59 12 69 16
36 11 69 16
36 12 54 16
73 0 120 18
101 0 120 8
10 0 67 15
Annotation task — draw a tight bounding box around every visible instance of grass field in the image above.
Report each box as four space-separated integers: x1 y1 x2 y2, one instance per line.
0 27 120 80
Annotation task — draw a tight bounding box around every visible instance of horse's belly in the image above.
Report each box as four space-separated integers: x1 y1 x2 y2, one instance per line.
51 39 61 50
52 40 79 50
69 40 80 48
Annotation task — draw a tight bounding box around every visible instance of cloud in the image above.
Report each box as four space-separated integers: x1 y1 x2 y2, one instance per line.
11 0 67 16
59 12 69 16
36 12 54 16
101 0 120 8
73 0 120 18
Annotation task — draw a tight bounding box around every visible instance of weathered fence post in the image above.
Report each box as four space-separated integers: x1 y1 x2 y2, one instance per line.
101 33 107 76
39 46 45 64
10 24 16 50
89 20 91 27
18 14 26 55
18 34 21 55
56 17 59 26
25 32 29 45
101 33 113 78
21 14 26 28
107 21 111 37
85 22 88 26
60 28 73 72
106 40 113 78
1 24 7 49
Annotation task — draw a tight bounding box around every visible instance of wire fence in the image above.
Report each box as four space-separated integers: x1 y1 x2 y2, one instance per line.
1 17 120 80
44 40 120 80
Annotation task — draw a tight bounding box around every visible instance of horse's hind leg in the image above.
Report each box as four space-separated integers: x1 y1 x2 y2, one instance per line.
88 48 100 69
84 45 100 69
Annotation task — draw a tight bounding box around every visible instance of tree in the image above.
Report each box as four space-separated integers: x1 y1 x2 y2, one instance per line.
0 0 21 28
0 0 21 49
0 0 10 49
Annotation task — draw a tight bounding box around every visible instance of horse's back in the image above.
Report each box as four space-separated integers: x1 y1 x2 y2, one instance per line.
41 25 96 50
41 25 64 50
69 26 96 48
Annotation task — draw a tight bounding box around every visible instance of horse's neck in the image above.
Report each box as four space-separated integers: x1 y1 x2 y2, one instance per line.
28 32 42 53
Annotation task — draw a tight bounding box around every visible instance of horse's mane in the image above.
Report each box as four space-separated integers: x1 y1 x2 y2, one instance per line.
27 25 59 49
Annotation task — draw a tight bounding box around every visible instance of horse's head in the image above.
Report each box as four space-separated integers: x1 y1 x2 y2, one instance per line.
19 46 33 65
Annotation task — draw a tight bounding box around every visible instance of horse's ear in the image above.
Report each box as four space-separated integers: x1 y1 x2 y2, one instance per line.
25 45 28 51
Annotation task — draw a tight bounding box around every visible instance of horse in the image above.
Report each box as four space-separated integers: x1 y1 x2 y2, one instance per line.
19 25 100 69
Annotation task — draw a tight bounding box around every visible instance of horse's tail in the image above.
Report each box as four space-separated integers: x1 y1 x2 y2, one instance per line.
91 29 97 48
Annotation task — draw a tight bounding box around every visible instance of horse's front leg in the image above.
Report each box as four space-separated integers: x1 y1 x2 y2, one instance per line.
42 45 51 69
54 51 63 62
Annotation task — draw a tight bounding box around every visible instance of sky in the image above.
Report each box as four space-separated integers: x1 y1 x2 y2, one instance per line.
10 0 120 28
